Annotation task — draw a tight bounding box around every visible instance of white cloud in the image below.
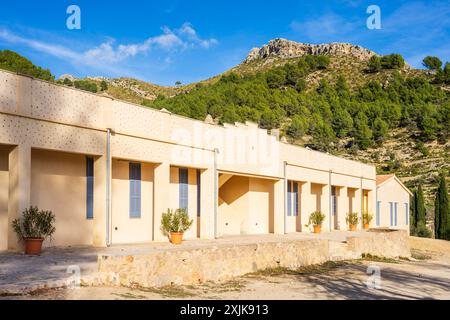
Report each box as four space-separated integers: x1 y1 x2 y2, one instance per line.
0 23 218 74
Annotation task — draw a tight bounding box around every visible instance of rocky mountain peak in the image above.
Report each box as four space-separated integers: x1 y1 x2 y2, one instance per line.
244 38 376 63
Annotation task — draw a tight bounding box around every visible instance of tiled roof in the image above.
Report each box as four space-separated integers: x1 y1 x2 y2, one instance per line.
376 174 394 186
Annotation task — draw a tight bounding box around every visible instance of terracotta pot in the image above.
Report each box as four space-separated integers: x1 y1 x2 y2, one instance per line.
313 225 322 234
363 223 370 230
170 232 184 245
349 224 357 232
24 238 44 255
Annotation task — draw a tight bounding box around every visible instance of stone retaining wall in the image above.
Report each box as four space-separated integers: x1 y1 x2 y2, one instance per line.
347 229 411 258
85 230 410 288
94 239 330 288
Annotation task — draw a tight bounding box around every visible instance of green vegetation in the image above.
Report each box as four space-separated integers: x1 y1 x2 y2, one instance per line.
423 56 443 71
367 54 405 73
74 80 98 93
0 50 54 81
249 261 350 277
361 253 399 264
149 54 448 154
410 184 432 238
435 173 450 240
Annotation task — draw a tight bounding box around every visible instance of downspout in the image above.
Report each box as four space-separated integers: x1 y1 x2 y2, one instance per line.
106 128 112 247
213 148 219 239
329 170 332 231
283 161 287 235
360 176 363 229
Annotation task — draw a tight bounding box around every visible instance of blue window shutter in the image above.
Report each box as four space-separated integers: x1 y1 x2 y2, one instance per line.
293 182 299 216
86 157 94 219
376 201 381 226
129 163 141 218
179 168 189 211
287 181 292 216
394 202 398 226
197 170 201 217
405 203 409 225
389 202 393 226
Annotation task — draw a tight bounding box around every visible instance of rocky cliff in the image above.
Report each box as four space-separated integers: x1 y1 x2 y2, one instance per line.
244 38 376 63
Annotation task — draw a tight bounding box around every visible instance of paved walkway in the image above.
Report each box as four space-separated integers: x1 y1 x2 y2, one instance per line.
0 231 368 294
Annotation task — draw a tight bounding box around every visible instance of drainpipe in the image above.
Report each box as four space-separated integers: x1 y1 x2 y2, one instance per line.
360 176 363 229
283 161 287 235
106 128 112 247
329 170 332 231
213 148 219 239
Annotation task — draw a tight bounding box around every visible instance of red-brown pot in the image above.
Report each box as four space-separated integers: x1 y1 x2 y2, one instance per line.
24 238 44 255
349 224 357 232
363 223 370 230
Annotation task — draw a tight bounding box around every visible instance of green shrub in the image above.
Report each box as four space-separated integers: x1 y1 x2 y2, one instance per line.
11 206 56 240
161 208 193 234
411 221 432 238
74 80 98 93
346 212 360 226
362 212 373 225
306 211 326 227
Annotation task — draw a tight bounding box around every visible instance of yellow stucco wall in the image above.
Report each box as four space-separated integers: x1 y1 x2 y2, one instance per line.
30 149 93 247
377 179 411 231
111 159 155 244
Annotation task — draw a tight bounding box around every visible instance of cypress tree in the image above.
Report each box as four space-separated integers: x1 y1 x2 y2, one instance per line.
410 189 417 228
416 184 426 225
434 191 440 239
436 174 449 240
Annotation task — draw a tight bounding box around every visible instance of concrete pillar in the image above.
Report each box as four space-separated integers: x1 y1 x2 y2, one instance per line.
153 162 170 242
93 155 107 247
355 188 362 229
338 186 348 231
8 144 31 250
273 179 285 235
321 184 331 232
200 168 215 239
300 182 312 232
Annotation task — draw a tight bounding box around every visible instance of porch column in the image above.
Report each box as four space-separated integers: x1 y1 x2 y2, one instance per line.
338 186 348 231
8 144 31 250
200 168 215 239
93 155 108 247
355 188 363 229
153 162 170 242
273 179 285 234
300 182 312 232
321 184 331 232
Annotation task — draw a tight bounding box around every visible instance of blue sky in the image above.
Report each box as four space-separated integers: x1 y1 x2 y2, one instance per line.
0 0 449 85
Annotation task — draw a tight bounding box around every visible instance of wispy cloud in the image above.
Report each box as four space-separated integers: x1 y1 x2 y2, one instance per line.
0 22 218 76
290 12 361 43
289 1 450 67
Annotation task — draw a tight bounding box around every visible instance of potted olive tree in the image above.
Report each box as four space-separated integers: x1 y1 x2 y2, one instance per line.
306 211 326 234
161 208 193 245
362 212 373 230
12 206 56 255
346 212 360 232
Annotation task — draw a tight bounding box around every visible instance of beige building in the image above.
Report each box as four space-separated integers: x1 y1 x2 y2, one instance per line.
0 70 409 251
376 175 412 232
